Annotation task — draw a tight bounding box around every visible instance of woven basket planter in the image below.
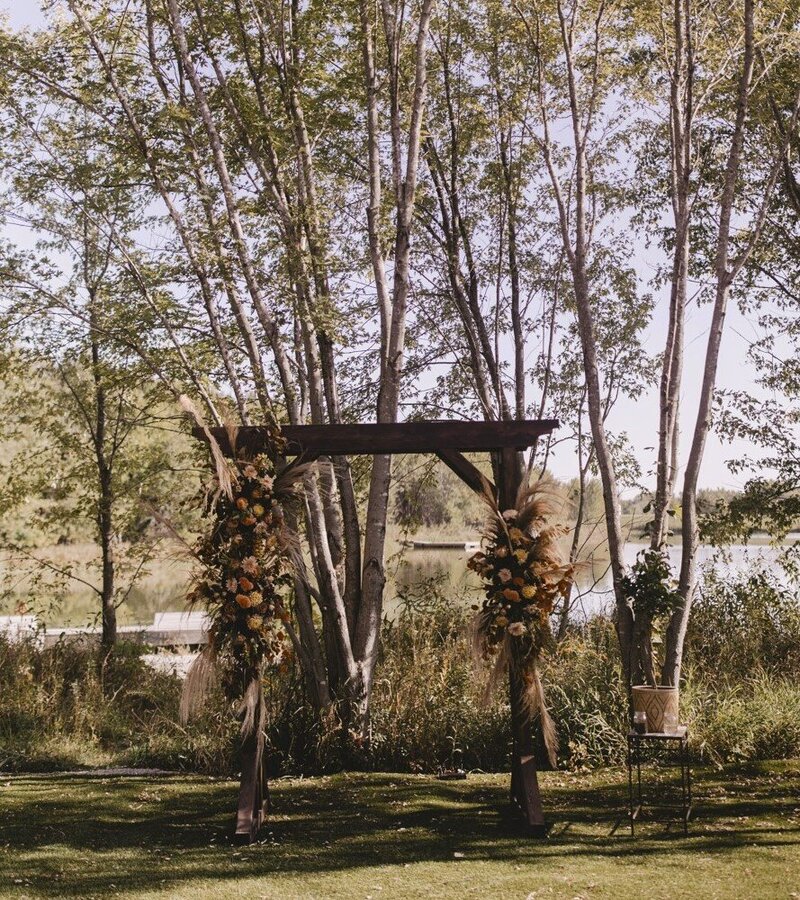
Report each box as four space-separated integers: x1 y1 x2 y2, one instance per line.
631 685 679 734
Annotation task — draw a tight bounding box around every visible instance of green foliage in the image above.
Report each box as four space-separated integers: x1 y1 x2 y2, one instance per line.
4 564 800 775
0 637 237 774
542 618 629 768
392 464 453 531
370 594 509 773
682 673 800 765
620 547 682 618
685 557 800 681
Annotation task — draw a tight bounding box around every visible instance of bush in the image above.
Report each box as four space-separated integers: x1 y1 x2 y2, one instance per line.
369 597 510 772
685 561 800 680
0 635 238 773
683 671 800 764
2 562 800 775
543 618 629 768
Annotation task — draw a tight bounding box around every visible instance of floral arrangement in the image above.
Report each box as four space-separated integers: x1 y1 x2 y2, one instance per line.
188 454 298 690
468 480 574 766
179 412 307 736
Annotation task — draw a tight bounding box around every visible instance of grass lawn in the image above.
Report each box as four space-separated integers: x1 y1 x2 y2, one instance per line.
1 762 798 900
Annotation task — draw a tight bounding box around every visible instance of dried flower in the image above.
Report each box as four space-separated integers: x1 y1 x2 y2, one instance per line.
507 621 526 636
497 568 512 583
242 556 260 576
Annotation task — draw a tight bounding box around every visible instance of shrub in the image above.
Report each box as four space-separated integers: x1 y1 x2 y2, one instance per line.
682 670 800 764
2 564 800 775
0 635 238 774
370 596 509 772
543 618 629 768
685 560 800 680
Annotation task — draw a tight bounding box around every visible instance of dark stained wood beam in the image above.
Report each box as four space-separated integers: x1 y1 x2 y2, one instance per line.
435 449 494 497
195 419 558 458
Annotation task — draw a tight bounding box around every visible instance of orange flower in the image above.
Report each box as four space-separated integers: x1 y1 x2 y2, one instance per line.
242 515 256 526
236 497 248 511
235 593 252 608
239 576 254 592
502 588 520 602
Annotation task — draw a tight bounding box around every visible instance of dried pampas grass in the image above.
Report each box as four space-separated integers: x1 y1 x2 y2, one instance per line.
180 644 219 725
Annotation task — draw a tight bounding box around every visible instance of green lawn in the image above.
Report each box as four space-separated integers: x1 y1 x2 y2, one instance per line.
1 762 798 900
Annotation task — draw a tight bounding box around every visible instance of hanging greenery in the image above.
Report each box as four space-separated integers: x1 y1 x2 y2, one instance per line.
468 480 574 766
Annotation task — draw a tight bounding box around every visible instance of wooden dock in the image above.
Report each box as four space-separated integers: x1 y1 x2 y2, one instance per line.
1 612 210 649
402 540 480 551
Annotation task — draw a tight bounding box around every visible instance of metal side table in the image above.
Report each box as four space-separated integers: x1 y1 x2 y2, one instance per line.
627 725 692 835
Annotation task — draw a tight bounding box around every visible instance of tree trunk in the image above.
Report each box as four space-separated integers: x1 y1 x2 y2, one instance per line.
664 0 756 686
88 289 115 650
351 0 436 732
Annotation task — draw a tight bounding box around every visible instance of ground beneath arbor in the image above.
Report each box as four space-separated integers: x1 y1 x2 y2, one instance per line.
1 762 798 899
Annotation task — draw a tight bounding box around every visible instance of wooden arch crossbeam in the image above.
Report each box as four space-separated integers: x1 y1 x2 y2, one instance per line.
195 419 559 842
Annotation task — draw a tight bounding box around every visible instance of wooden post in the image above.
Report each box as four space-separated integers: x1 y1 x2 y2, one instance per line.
495 448 548 836
234 692 269 844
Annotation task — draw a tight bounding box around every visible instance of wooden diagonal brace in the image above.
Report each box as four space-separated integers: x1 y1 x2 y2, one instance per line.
435 449 495 497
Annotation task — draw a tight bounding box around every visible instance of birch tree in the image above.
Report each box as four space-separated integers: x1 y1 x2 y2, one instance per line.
9 0 439 731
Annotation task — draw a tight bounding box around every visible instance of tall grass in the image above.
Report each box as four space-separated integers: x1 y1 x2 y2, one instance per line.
2 562 800 774
0 636 238 773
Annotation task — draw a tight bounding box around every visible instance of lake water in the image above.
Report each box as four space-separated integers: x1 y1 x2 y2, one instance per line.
389 539 799 620
3 537 797 629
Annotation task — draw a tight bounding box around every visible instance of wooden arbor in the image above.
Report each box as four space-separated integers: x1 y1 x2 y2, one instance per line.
200 418 558 841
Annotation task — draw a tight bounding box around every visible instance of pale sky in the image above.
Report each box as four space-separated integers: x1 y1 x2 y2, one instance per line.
0 1 772 495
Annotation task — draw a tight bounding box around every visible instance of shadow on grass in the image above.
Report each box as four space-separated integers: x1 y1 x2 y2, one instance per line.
1 763 798 897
